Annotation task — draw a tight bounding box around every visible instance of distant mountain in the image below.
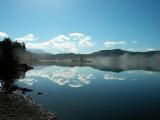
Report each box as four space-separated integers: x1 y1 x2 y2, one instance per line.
14 49 160 72
2 48 160 64
27 49 160 72
90 49 160 56
90 49 127 56
29 49 160 61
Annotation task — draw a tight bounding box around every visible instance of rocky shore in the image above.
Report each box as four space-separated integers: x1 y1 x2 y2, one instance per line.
0 94 60 120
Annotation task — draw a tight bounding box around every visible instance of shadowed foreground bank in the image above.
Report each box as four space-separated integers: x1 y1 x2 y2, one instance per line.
0 94 59 120
0 38 60 120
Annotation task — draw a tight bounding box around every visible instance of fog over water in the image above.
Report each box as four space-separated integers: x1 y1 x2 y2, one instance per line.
16 64 160 120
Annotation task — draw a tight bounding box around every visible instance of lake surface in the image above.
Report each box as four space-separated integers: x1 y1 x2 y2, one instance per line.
16 65 160 120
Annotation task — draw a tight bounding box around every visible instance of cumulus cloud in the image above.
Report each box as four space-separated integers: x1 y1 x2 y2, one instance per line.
69 33 93 47
104 41 126 48
26 34 77 53
0 32 93 53
25 33 93 53
47 35 77 52
127 48 136 52
145 48 157 51
0 32 8 38
14 34 38 42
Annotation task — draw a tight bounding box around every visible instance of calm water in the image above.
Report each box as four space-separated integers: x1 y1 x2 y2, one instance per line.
16 65 160 120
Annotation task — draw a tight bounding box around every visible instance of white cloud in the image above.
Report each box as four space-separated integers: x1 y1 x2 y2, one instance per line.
78 36 93 47
69 33 93 47
104 41 126 48
145 48 157 51
26 34 77 53
127 48 135 52
25 33 93 53
0 32 8 38
104 74 125 80
14 34 38 42
1 32 93 53
48 35 77 52
69 33 84 37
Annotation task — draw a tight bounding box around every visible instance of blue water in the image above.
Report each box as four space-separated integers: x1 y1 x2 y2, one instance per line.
16 66 160 120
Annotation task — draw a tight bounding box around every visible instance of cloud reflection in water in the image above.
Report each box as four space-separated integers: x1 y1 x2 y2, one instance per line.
20 66 95 88
19 78 37 86
104 74 125 81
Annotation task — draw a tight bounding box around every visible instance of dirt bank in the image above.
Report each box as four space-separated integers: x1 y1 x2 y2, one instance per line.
0 94 60 120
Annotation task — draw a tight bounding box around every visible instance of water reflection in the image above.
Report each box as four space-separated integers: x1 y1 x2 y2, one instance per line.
33 58 160 72
104 74 125 80
20 65 160 89
18 65 160 120
0 64 33 94
19 78 37 86
21 66 95 88
0 46 32 94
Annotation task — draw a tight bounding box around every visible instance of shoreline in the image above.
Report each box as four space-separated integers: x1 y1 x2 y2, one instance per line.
0 93 60 120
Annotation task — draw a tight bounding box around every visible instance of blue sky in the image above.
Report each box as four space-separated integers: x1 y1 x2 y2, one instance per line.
0 0 160 53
